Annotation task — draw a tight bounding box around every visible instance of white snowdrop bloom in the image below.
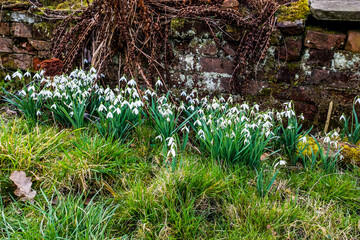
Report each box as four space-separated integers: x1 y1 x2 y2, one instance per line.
253 104 259 112
181 126 189 133
114 108 121 114
132 108 139 115
189 99 195 105
230 131 236 139
90 67 97 73
274 160 287 168
181 91 187 97
356 98 360 105
36 111 41 116
299 115 305 120
166 137 175 146
27 86 35 92
283 102 291 109
109 105 115 110
340 114 346 121
24 72 31 78
187 105 195 111
212 102 220 110
106 111 113 119
198 108 204 115
18 90 27 96
143 95 149 101
167 145 176 158
155 79 163 87
144 89 151 96
241 128 250 137
263 121 273 129
69 111 74 117
155 135 163 142
132 91 139 98
240 115 248 122
167 117 170 122
265 130 271 138
5 75 11 81
240 103 249 111
219 97 225 103
119 76 127 83
299 136 307 143
332 131 339 138
244 139 250 145
194 119 202 126
31 92 37 99
324 136 331 143
12 71 23 79
33 73 41 80
287 125 293 130
51 104 57 110
98 104 107 112
179 103 185 111
127 79 136 86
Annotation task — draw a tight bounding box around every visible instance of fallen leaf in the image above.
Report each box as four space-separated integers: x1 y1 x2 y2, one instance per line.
9 171 37 202
261 153 270 161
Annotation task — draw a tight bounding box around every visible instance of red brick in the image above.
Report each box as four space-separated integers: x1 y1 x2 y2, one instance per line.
200 58 234 74
0 37 13 53
345 30 360 52
305 30 346 50
11 23 32 38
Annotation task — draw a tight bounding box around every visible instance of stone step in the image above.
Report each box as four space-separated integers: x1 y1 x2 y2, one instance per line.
309 0 360 21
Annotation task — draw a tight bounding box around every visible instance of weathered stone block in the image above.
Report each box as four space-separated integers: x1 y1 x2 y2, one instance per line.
29 40 52 51
0 22 10 36
345 30 360 53
200 58 234 74
307 49 334 68
279 38 303 61
11 23 32 38
277 20 305 35
32 22 54 40
0 38 13 53
310 0 360 21
13 39 36 55
304 30 346 50
1 53 32 70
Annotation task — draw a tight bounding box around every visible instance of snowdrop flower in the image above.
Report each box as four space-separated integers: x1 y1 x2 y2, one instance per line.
132 108 139 115
167 145 176 158
36 111 41 116
340 114 346 121
263 121 272 129
155 135 163 142
244 139 250 145
127 79 136 86
299 115 305 120
219 97 225 103
19 90 26 96
181 91 187 97
265 130 271 138
299 136 307 143
90 67 97 73
114 108 121 114
187 105 195 111
356 98 360 105
28 86 35 92
240 103 249 111
24 72 31 78
274 160 287 168
194 119 202 126
33 73 41 80
253 104 259 112
12 71 22 79
324 136 331 144
98 104 107 112
155 79 163 87
106 111 113 119
166 137 175 146
51 104 57 110
181 126 189 133
70 111 74 117
198 130 205 140
5 75 11 81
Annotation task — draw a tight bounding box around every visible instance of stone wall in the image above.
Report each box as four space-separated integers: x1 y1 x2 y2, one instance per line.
168 17 360 125
0 2 54 73
1 2 360 127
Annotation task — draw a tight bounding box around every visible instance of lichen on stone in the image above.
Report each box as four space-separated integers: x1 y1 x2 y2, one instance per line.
277 0 310 22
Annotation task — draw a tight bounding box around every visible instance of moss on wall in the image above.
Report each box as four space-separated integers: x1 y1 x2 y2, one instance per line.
277 0 310 22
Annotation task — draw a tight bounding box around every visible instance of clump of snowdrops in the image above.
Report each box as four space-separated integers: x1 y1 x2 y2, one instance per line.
3 69 347 179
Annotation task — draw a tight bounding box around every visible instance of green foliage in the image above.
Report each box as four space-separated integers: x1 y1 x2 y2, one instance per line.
341 97 360 145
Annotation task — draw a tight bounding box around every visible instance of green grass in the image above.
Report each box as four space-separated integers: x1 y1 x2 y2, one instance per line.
1 116 360 239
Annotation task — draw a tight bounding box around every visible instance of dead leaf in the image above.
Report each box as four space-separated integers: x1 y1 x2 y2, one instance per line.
9 171 37 202
261 153 270 161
